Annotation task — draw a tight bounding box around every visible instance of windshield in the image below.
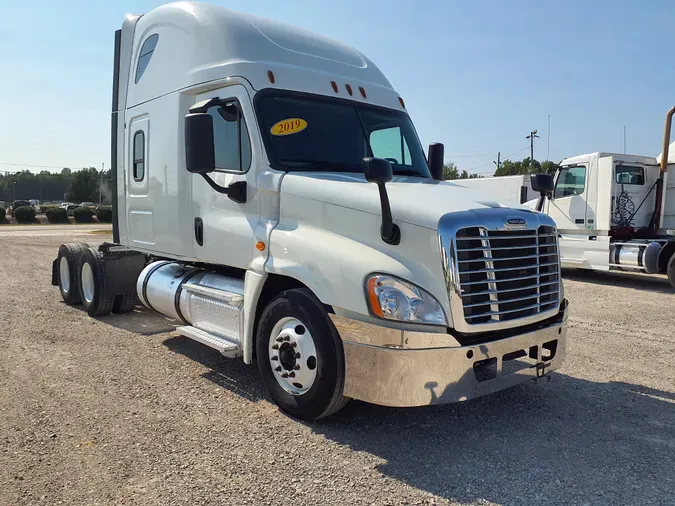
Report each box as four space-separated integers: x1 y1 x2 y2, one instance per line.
255 91 431 178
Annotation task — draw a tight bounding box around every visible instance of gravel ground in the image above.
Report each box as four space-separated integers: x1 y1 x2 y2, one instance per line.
1 234 674 506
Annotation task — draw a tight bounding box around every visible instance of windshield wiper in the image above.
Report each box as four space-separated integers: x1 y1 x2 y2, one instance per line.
279 158 357 172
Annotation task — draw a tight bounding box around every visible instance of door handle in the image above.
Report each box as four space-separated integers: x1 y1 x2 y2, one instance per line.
194 218 204 246
574 219 584 224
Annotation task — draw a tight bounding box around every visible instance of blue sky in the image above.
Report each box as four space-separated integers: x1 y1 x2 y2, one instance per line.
1 0 674 175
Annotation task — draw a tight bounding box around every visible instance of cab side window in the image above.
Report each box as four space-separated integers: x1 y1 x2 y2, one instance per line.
554 165 586 198
207 101 252 172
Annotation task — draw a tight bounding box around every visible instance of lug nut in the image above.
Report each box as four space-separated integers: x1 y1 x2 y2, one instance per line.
294 365 300 370
281 373 289 378
272 344 279 350
288 372 295 378
275 366 282 372
291 342 297 348
283 336 290 341
295 353 301 359
271 356 278 361
276 337 284 343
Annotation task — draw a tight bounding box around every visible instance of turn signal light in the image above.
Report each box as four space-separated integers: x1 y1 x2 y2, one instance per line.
256 241 266 251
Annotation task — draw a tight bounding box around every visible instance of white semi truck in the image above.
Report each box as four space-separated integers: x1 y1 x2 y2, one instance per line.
51 2 567 420
477 110 675 288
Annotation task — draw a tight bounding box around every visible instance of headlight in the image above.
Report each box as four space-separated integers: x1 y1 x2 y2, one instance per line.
365 274 447 326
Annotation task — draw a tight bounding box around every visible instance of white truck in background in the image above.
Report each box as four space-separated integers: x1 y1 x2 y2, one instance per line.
467 109 675 288
50 2 567 420
450 175 536 205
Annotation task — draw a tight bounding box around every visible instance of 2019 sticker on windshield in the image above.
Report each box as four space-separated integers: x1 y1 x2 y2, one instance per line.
270 118 307 136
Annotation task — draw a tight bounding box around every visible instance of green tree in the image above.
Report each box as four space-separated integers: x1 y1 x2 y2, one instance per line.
442 162 459 180
66 167 100 203
540 160 560 175
494 157 543 177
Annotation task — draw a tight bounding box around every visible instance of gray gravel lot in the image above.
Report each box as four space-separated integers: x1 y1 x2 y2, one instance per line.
1 233 674 506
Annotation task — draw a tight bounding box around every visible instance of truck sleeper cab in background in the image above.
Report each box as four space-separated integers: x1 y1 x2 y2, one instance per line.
52 2 567 420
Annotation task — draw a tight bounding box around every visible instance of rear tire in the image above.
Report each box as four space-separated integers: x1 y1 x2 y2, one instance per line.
112 293 137 314
256 288 349 421
78 247 115 317
56 243 89 305
667 253 675 290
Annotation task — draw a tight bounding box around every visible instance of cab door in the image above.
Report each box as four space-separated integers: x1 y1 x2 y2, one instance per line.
546 164 591 265
547 164 588 231
191 84 261 268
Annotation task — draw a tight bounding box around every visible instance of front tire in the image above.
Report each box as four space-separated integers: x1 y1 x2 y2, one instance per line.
256 288 349 421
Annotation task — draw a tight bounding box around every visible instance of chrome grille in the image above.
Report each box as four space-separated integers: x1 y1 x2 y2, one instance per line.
455 226 560 325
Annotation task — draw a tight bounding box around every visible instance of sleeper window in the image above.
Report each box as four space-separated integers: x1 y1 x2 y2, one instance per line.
615 165 645 185
133 131 145 181
135 34 159 84
207 101 252 172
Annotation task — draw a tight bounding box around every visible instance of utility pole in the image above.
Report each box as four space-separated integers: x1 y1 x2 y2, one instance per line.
526 130 539 171
547 115 551 161
493 151 501 172
99 162 105 206
623 125 626 154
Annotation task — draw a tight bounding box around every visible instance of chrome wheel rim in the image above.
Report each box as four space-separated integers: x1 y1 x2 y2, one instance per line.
81 262 95 304
269 317 318 396
59 257 70 294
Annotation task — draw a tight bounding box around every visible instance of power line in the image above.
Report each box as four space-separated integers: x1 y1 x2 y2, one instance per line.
0 162 101 171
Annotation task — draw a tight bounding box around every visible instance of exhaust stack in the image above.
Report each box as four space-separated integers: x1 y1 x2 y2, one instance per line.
650 106 675 234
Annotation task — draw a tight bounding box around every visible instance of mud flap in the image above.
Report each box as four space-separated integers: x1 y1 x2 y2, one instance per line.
51 258 59 286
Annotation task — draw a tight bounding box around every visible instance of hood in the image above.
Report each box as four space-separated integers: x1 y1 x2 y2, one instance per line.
280 172 529 229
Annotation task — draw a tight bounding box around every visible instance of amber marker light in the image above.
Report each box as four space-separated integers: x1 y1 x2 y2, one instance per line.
366 277 383 317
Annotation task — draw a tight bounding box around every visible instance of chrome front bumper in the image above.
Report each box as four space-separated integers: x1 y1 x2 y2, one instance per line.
330 301 567 407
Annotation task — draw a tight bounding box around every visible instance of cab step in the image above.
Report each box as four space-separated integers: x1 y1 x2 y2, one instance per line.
177 325 242 358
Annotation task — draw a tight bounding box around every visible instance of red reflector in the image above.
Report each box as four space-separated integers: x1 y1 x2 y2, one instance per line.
267 70 275 84
359 87 367 99
331 81 338 93
345 84 353 96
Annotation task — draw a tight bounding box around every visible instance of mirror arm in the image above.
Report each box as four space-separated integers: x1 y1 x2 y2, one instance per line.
376 182 400 245
200 174 247 203
536 190 551 211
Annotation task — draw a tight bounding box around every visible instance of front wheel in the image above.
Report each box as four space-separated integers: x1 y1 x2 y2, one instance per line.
256 288 349 421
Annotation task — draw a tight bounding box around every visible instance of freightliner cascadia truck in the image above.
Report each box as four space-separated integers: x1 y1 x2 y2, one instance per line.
52 2 567 420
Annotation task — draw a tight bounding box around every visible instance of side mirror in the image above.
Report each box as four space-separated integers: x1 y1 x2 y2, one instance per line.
184 112 247 203
363 157 393 183
428 143 444 181
185 113 215 174
530 173 554 212
362 157 400 245
530 173 554 193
